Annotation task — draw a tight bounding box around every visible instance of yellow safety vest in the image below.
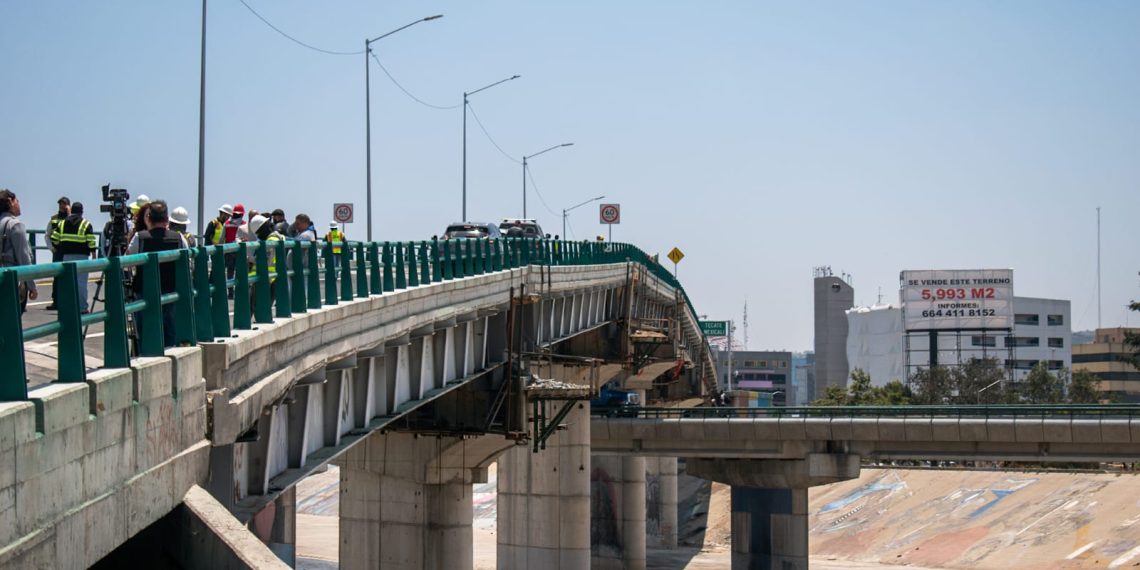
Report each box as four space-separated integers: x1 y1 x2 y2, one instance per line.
249 235 282 281
210 218 224 245
326 229 344 254
54 219 96 250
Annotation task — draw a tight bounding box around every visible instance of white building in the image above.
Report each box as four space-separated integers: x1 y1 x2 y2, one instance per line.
847 296 1071 385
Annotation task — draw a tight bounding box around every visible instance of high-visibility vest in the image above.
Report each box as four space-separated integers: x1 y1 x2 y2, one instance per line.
54 219 96 251
326 229 344 254
249 234 282 282
209 218 224 245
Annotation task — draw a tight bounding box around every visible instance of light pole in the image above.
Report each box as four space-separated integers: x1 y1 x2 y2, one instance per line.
365 15 443 241
522 143 573 218
462 75 520 221
197 0 207 237
561 195 604 239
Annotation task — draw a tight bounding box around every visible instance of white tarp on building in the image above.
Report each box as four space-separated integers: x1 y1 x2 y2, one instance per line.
846 304 905 387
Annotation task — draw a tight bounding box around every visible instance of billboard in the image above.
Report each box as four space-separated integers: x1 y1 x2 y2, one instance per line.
900 269 1013 331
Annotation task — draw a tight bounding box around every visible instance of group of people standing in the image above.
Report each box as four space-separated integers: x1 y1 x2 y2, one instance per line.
0 190 350 350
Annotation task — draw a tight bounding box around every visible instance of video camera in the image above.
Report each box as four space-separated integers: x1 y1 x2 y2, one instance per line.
99 184 130 257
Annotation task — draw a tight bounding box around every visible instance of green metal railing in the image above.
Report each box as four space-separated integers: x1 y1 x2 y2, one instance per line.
593 405 1140 419
1 237 695 402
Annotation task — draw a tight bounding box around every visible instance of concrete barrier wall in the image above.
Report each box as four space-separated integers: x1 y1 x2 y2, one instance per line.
0 347 209 569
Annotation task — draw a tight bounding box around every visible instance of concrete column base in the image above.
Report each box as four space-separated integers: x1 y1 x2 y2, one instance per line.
498 403 591 569
646 456 678 549
730 487 808 570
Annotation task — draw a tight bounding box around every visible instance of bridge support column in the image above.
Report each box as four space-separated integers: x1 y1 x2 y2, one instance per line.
687 454 860 570
729 487 807 570
590 455 647 570
497 403 591 569
338 430 508 570
645 456 678 549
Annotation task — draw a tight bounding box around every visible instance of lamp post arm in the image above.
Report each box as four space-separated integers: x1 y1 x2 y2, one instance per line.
368 15 442 45
467 75 520 98
525 142 574 161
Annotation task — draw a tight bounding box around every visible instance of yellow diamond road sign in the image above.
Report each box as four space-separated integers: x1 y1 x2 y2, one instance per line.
667 247 684 265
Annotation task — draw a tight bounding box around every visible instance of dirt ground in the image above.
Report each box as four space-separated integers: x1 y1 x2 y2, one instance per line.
296 464 1140 569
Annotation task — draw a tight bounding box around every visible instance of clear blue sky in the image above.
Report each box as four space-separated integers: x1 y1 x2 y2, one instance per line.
2 1 1138 351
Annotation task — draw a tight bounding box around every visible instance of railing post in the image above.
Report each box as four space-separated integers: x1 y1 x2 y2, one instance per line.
464 240 475 276
0 270 28 400
382 242 395 292
368 242 382 295
174 249 197 345
406 242 420 287
254 241 273 324
55 262 88 380
139 253 166 356
275 239 292 319
323 242 338 306
472 239 484 275
395 242 407 289
448 240 461 279
233 243 252 330
419 241 430 284
210 245 231 337
193 247 214 341
103 257 130 368
339 241 353 302
306 243 321 309
432 237 444 282
355 242 368 298
291 241 307 314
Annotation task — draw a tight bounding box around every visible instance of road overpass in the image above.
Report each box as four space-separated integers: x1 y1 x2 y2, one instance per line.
5 236 1139 570
0 237 717 569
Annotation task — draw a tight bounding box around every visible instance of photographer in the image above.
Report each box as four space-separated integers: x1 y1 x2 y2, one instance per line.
126 201 187 348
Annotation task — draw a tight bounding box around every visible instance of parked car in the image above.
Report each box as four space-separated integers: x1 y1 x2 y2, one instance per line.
498 218 547 239
442 222 501 240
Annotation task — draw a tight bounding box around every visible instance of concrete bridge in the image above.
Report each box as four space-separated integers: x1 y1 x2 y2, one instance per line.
6 236 1140 570
0 238 718 569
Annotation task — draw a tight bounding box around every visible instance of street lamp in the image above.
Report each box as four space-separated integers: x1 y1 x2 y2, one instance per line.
522 143 573 218
561 195 604 239
365 14 443 241
462 75 520 221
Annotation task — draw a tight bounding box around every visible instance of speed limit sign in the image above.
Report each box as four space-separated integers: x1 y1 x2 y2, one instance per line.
599 203 620 225
333 203 354 224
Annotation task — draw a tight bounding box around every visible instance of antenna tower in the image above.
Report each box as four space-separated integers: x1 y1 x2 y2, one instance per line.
742 301 750 350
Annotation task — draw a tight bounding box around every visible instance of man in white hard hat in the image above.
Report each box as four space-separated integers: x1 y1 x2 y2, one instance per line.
204 204 231 246
170 206 196 247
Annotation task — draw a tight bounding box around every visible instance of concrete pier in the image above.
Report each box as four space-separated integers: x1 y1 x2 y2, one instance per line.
591 455 647 570
498 403 592 569
338 431 511 570
645 456 678 549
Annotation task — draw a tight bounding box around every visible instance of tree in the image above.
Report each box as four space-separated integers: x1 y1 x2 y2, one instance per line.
877 380 913 405
814 384 851 406
1069 369 1103 404
1127 300 1140 368
847 369 875 405
908 366 955 405
953 358 1012 404
1021 362 1064 404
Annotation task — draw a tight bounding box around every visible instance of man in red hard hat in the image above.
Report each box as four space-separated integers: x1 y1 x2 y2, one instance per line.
223 203 245 280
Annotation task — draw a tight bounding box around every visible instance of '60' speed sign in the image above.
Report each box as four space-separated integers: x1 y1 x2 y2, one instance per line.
333 203 354 224
599 203 621 225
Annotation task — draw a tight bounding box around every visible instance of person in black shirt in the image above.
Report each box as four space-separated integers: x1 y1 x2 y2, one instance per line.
126 200 188 348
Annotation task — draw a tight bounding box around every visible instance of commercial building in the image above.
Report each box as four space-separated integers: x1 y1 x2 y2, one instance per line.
813 268 854 400
714 350 793 406
791 352 814 406
1073 327 1140 401
847 296 1071 385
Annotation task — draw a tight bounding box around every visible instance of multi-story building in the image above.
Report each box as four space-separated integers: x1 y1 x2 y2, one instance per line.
1073 327 1140 401
791 351 814 406
813 269 853 400
714 350 793 406
846 296 1071 385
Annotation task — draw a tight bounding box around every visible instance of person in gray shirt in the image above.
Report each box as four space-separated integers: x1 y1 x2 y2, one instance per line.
0 189 39 312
